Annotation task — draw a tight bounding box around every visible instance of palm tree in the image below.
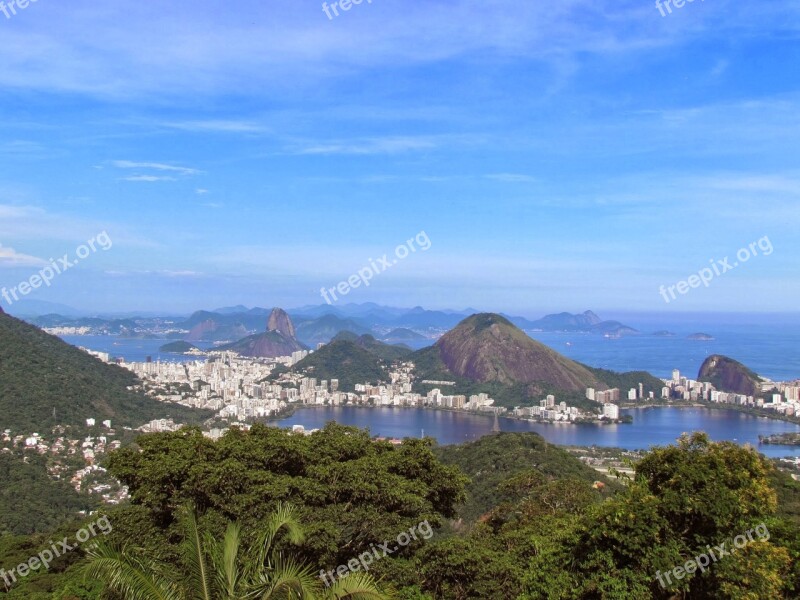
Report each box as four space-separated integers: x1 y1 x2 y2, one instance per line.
84 503 391 600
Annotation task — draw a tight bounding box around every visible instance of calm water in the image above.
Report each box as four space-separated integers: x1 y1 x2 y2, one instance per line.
275 406 800 458
59 335 216 362
527 323 800 382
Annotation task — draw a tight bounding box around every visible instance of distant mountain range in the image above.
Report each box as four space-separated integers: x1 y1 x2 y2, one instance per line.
24 304 641 348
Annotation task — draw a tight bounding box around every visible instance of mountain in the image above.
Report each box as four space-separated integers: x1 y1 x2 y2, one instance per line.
288 340 389 391
294 314 371 347
267 308 297 339
185 319 249 342
181 310 266 334
218 308 305 358
0 309 209 432
392 306 471 330
380 328 429 349
3 299 84 318
516 310 638 335
432 314 603 392
332 331 413 361
698 355 763 396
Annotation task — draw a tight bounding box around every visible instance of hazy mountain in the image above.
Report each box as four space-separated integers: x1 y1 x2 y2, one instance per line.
294 314 371 347
380 328 429 349
185 319 250 342
515 310 637 335
393 306 471 330
218 308 306 358
3 299 84 318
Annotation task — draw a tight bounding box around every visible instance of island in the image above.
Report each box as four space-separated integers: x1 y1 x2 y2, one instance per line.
159 341 201 354
688 333 715 341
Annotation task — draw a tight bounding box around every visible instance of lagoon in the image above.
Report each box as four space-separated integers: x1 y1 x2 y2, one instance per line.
274 406 800 458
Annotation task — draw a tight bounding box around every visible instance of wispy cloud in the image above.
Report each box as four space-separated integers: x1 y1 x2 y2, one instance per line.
122 175 177 182
296 136 441 155
485 173 537 183
162 120 269 134
0 244 47 268
111 160 199 175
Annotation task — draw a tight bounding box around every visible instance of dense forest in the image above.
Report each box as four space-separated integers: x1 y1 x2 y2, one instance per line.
0 426 798 598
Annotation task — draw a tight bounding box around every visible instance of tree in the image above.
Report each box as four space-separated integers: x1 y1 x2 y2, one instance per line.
107 423 467 567
523 433 793 599
85 503 390 600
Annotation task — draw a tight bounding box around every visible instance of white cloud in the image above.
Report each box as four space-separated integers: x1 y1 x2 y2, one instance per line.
0 244 47 268
162 120 268 134
296 136 444 155
112 160 199 175
485 173 537 183
121 175 177 182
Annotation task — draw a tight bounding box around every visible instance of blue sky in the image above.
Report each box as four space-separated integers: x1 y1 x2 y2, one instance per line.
0 0 798 315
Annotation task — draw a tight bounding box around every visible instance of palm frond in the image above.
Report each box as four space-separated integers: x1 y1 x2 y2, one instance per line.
83 541 185 600
208 522 243 599
254 503 306 569
247 557 320 600
323 572 393 600
179 504 213 600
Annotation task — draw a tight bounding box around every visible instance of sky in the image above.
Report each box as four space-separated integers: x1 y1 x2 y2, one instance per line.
0 0 799 316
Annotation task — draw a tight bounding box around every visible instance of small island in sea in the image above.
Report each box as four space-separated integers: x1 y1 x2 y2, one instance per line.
653 330 676 337
688 332 715 341
159 340 201 353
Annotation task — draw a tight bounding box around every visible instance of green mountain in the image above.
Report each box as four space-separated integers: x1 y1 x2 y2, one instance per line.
698 354 763 396
411 313 663 409
331 331 413 361
0 452 94 535
434 432 613 522
0 309 209 432
288 340 389 391
432 313 603 391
